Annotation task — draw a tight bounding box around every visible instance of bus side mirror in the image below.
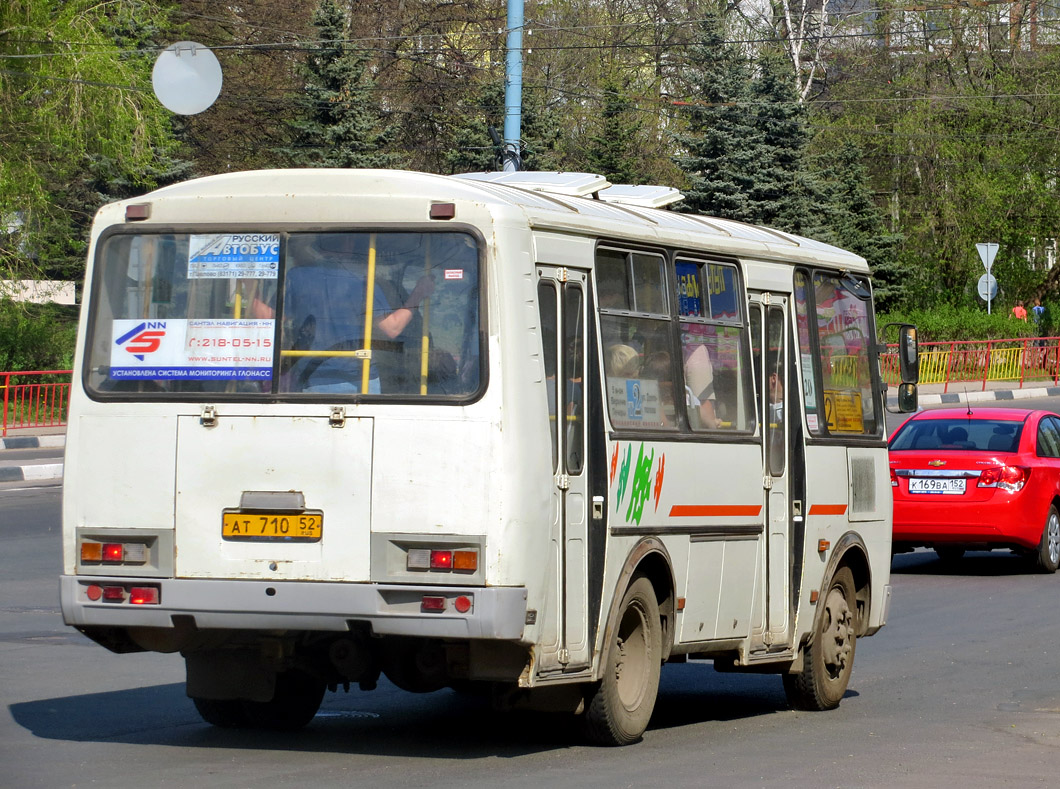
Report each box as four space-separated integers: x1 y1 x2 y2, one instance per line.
881 322 919 414
898 324 918 384
896 382 917 413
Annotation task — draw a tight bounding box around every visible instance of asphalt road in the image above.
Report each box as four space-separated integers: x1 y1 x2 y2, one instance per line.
3 399 1060 787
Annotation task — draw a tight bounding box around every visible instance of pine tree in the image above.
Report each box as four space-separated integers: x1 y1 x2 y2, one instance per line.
745 47 814 233
813 144 903 310
584 77 646 185
280 0 401 169
443 81 563 173
671 12 759 221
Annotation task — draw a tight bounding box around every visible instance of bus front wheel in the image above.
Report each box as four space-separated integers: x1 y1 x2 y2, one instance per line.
582 576 662 746
783 567 857 711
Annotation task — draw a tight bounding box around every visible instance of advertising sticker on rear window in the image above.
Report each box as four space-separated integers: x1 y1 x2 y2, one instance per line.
188 234 280 279
110 318 274 380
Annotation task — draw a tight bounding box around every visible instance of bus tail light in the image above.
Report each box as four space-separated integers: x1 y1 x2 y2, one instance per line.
80 539 148 566
102 586 125 602
406 547 479 573
430 550 453 570
453 551 477 571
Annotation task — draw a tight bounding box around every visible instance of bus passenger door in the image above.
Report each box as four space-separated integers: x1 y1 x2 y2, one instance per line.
537 267 591 672
750 294 801 650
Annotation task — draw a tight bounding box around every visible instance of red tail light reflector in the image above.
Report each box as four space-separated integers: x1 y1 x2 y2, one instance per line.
129 587 160 605
86 584 102 601
102 586 125 602
430 550 453 570
454 595 472 613
421 596 447 612
103 543 124 563
890 469 899 488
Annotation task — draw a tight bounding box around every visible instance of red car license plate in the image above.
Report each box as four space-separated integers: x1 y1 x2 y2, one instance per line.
908 478 966 495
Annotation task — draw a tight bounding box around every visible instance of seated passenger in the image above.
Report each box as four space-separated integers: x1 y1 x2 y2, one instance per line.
282 234 434 394
684 343 718 429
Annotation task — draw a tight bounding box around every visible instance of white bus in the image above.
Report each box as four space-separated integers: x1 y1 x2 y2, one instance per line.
60 169 918 745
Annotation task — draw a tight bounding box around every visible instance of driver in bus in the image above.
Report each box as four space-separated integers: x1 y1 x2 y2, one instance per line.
281 233 434 394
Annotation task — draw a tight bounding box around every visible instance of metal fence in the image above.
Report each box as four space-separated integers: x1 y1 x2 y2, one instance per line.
881 337 1060 392
1 370 72 436
3 338 1057 435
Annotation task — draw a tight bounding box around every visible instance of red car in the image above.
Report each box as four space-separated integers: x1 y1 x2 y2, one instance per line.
889 407 1060 572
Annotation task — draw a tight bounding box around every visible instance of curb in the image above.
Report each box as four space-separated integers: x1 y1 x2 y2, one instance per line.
0 434 66 484
0 462 64 483
915 385 1060 406
0 435 66 451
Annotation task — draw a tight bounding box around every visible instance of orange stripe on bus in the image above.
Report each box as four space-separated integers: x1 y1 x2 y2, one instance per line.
808 504 847 516
669 505 763 518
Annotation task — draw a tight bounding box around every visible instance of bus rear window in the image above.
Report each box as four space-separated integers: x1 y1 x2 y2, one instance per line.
85 231 481 399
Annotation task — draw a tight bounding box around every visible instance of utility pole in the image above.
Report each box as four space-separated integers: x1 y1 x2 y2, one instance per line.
502 0 524 171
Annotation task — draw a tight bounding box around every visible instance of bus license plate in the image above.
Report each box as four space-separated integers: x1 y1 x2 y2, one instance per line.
222 512 323 542
908 478 966 495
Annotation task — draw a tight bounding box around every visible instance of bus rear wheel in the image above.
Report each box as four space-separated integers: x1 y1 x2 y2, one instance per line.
582 576 661 746
192 670 325 731
783 567 856 711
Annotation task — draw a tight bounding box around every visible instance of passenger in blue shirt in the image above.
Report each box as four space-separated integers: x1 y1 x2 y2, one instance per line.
282 234 434 394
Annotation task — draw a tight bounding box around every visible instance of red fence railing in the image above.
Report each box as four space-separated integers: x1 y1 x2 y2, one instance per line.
1 370 72 437
881 337 1060 393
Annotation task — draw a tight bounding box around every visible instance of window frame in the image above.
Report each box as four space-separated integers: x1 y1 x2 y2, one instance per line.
82 223 489 406
793 266 885 444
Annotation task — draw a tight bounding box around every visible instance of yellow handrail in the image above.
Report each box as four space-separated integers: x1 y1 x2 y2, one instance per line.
361 234 377 393
419 236 432 395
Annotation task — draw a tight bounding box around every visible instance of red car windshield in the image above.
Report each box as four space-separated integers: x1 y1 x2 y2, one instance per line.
889 418 1024 453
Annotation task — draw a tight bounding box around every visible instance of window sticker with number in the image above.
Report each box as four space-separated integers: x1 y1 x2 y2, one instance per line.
109 318 275 380
188 233 280 279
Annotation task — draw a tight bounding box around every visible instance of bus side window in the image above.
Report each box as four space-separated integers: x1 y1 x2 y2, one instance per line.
675 259 751 432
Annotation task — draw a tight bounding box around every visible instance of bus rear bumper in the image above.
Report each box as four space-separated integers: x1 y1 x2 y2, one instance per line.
60 575 528 641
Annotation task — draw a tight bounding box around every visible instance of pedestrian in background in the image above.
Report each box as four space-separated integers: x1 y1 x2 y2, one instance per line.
1012 300 1028 321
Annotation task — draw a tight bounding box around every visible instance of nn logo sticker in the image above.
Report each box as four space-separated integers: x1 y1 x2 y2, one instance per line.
115 321 167 360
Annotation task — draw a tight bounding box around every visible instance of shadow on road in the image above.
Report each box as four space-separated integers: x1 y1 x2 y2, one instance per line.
9 662 816 752
891 549 1044 577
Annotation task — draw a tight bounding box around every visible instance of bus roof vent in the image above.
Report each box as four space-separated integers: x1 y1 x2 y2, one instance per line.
453 171 611 198
596 184 684 209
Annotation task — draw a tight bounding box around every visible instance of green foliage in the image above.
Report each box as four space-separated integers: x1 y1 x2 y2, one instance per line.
672 12 758 220
0 299 78 372
279 0 402 169
583 78 647 184
0 1 186 282
878 304 1038 343
442 81 562 174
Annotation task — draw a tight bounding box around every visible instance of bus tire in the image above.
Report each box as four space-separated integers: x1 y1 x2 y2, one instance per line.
582 576 661 746
192 697 252 728
242 670 326 731
783 567 856 712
